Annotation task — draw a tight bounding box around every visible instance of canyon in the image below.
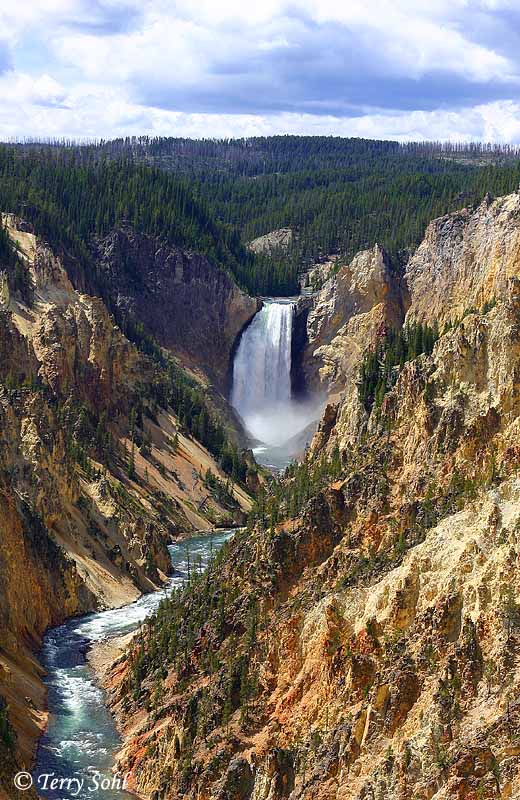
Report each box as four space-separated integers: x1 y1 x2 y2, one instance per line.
0 216 254 799
2 181 520 800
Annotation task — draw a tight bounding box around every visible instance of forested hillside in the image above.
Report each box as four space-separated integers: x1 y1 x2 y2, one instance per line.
3 138 520 295
0 148 259 292
169 138 520 292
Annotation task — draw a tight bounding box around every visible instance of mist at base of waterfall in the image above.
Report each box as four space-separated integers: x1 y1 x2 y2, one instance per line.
247 397 324 471
244 398 322 446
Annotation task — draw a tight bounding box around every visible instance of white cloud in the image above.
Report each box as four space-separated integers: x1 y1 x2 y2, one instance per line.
297 0 515 81
0 71 519 144
1 0 520 140
0 72 67 106
49 1 516 89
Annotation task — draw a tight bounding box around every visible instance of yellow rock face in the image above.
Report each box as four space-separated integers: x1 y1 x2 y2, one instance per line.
405 192 520 327
303 244 404 395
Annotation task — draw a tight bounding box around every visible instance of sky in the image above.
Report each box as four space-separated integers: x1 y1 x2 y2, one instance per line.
1 0 520 142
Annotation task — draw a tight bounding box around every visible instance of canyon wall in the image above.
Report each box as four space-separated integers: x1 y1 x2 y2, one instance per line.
405 192 520 328
92 226 259 391
299 191 520 404
297 244 405 397
0 218 252 799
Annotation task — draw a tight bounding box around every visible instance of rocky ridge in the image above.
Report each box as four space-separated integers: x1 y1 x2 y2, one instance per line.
299 192 520 403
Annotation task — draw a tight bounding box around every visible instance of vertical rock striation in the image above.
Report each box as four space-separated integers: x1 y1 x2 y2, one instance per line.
92 227 260 391
299 244 405 397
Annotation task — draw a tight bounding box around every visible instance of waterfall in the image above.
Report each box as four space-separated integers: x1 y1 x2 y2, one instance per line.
231 299 323 468
231 300 294 420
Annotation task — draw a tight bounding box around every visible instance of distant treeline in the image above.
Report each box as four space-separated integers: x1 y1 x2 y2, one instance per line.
1 137 520 295
9 135 520 164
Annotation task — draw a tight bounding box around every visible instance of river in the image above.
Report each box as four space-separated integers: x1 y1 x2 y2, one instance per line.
32 530 234 800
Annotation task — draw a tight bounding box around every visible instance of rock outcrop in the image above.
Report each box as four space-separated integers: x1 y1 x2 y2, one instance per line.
299 193 520 404
405 191 520 327
248 228 293 256
299 244 404 396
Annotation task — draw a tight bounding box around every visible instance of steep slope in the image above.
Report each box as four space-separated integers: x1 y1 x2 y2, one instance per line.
92 226 259 391
299 190 520 406
105 192 520 800
0 216 252 799
405 191 520 328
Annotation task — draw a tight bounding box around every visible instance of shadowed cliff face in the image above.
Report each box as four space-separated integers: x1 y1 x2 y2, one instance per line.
107 192 520 800
0 216 253 799
92 227 259 391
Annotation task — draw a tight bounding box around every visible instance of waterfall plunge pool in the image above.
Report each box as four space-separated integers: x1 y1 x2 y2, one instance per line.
33 530 234 800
